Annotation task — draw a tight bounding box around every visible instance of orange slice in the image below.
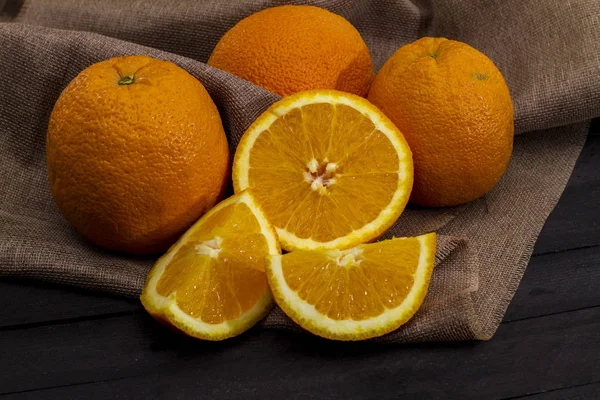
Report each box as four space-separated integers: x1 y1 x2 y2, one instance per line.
141 191 280 340
233 89 413 251
266 233 435 341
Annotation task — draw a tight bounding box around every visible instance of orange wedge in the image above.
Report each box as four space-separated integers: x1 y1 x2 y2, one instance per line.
141 191 280 340
267 233 435 341
233 89 413 251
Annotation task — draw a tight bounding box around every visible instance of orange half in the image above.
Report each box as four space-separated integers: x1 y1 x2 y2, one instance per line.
233 89 413 251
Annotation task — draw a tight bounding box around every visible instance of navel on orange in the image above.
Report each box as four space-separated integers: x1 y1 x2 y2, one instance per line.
141 191 280 341
232 89 413 252
267 233 436 341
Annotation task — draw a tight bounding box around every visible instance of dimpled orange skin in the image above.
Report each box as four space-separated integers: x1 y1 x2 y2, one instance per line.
368 37 514 207
46 55 230 254
207 5 373 97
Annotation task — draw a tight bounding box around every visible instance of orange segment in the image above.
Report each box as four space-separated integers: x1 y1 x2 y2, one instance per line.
233 89 414 251
267 233 436 341
141 191 280 340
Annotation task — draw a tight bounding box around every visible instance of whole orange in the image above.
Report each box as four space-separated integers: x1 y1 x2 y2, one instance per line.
368 37 514 207
47 55 230 254
207 5 373 97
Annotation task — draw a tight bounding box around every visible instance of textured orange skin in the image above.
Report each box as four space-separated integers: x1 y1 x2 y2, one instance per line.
208 5 374 97
46 56 230 254
368 37 514 207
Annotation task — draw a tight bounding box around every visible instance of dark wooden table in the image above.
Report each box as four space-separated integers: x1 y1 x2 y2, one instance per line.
1 120 599 400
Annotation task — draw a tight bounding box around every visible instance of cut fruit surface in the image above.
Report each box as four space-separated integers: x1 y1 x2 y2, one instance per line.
233 89 413 251
266 232 435 341
141 191 280 340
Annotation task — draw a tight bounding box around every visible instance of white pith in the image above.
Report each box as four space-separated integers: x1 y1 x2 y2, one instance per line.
331 247 364 267
304 158 338 194
195 237 223 258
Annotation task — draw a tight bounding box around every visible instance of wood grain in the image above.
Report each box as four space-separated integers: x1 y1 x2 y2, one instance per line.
509 382 600 399
533 119 600 255
0 280 140 329
0 307 598 398
504 245 600 322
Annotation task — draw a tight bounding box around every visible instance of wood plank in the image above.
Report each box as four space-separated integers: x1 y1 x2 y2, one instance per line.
533 118 600 255
507 382 600 399
0 307 598 399
0 279 140 328
504 245 600 322
534 180 600 255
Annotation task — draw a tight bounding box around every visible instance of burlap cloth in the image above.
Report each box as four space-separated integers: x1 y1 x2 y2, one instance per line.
1 0 599 342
